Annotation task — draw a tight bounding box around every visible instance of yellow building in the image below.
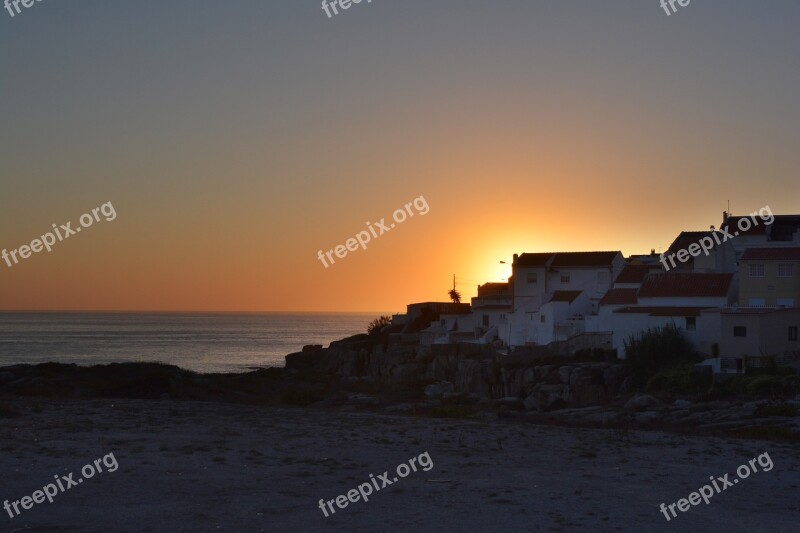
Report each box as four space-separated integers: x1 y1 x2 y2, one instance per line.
739 248 800 307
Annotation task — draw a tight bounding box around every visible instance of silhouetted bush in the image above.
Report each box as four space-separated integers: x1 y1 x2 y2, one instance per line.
367 315 392 335
624 324 698 389
646 362 710 394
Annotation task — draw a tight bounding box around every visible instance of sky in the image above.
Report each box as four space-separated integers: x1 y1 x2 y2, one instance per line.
1 0 799 312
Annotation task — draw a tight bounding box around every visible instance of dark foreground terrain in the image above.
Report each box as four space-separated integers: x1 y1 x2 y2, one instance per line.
1 397 799 532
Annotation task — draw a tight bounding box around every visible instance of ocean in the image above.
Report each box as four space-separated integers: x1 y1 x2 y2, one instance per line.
0 312 377 374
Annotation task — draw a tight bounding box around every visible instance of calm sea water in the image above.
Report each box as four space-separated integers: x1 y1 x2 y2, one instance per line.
0 312 376 374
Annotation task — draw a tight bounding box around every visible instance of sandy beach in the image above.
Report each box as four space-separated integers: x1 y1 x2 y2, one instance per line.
1 399 798 532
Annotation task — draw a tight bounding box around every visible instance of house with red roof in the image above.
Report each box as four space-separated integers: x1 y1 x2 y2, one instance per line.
586 272 737 358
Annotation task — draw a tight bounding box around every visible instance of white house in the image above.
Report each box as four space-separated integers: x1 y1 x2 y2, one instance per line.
506 251 625 346
588 272 736 358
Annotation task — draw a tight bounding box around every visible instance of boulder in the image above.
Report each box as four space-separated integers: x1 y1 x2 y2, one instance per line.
624 394 659 412
521 367 537 395
603 364 627 390
523 392 540 411
495 397 525 411
424 381 455 398
302 344 323 353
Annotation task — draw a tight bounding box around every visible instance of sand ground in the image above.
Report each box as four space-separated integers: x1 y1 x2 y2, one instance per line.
1 399 798 532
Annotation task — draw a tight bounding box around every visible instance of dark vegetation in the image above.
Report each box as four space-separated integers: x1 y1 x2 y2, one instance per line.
624 324 702 391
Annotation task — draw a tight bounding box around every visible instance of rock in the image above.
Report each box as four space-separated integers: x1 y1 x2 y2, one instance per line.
624 394 659 412
673 400 692 408
346 393 381 406
523 392 540 411
424 381 455 398
634 411 661 424
302 344 323 353
0 371 15 385
495 397 524 411
442 392 477 405
603 365 627 390
521 367 537 395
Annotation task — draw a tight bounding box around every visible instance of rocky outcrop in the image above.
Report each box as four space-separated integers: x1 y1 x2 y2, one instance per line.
284 338 626 411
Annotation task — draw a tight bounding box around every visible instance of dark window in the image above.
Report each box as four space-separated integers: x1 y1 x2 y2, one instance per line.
790 327 798 342
733 326 747 338
749 264 765 277
686 317 696 331
540 315 546 323
482 314 490 327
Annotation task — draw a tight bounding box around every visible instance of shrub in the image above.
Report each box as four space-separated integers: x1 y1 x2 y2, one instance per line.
624 324 698 389
754 402 798 418
712 374 800 400
646 363 709 394
367 315 392 335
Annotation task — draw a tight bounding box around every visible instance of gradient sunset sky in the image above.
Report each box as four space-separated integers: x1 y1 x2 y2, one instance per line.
1 1 799 312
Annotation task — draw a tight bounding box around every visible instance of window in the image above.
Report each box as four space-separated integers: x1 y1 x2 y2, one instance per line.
526 273 537 284
540 314 546 323
733 326 747 338
749 264 765 277
560 275 570 284
790 327 798 342
482 315 490 327
777 298 795 308
686 317 696 331
748 298 766 307
778 264 794 277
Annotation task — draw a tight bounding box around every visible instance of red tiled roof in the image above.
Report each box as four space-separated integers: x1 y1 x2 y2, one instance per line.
614 306 715 317
549 251 621 267
515 253 554 266
639 273 733 298
550 290 582 303
600 288 638 306
479 282 509 289
667 231 715 255
740 248 800 261
515 251 621 267
614 265 655 284
477 282 510 297
722 217 768 237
